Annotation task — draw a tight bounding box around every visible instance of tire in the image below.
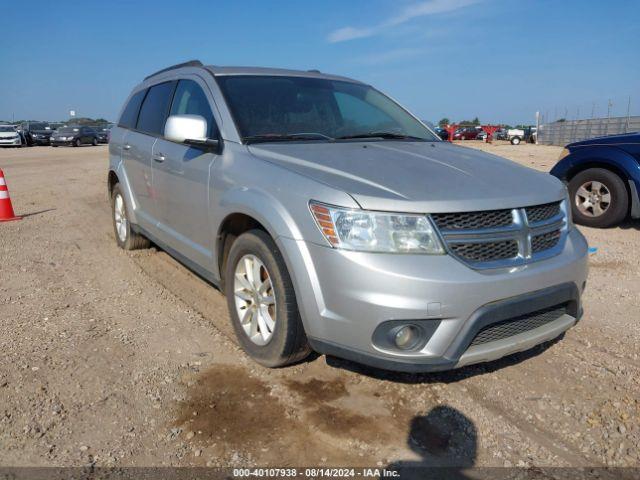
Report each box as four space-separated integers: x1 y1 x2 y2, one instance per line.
73 138 81 147
92 137 98 146
568 168 628 228
225 229 310 367
511 136 521 145
111 183 150 250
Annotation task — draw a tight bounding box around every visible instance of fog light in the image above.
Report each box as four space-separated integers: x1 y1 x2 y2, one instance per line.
394 325 420 350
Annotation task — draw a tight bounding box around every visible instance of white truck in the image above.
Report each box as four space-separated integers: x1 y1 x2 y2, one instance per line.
507 127 537 145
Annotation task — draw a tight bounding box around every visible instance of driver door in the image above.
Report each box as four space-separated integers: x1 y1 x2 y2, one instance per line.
152 77 220 267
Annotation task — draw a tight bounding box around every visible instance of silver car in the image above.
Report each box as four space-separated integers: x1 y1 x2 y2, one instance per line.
108 61 588 372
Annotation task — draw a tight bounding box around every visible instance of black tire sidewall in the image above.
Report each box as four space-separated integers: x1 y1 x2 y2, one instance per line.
74 139 80 147
224 230 308 367
569 168 628 228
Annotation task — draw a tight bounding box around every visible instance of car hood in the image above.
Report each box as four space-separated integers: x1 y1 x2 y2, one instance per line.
568 132 640 148
0 131 18 138
248 141 566 213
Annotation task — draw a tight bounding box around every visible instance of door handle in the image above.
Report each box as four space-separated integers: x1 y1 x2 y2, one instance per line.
123 144 131 150
153 154 165 163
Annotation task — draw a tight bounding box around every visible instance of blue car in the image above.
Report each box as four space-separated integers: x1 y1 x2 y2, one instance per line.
551 133 640 227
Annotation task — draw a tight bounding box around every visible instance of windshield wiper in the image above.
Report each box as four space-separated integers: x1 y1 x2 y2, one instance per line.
244 132 334 144
336 131 426 141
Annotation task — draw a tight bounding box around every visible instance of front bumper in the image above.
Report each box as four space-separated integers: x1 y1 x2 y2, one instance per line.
0 138 22 146
32 137 51 145
278 227 588 372
50 140 74 146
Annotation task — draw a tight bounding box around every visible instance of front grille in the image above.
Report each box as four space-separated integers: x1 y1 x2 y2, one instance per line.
469 305 568 347
432 202 566 269
449 240 518 263
431 209 513 231
532 230 561 253
525 202 561 223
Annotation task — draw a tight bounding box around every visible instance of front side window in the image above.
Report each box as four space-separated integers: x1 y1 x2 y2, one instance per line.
119 89 146 129
136 81 176 136
169 80 217 138
216 75 437 142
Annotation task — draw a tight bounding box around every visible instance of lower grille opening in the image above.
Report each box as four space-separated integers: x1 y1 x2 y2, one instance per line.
469 304 568 347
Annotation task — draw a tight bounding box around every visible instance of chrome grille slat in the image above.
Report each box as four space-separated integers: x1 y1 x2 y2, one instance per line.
432 201 566 269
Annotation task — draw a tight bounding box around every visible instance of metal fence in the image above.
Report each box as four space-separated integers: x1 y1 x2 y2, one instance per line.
537 116 640 146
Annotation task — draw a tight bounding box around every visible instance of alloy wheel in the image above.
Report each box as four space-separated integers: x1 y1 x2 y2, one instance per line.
114 193 128 242
233 254 276 346
575 181 611 217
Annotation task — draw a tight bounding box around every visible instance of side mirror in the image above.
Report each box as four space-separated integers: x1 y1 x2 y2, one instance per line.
164 114 219 151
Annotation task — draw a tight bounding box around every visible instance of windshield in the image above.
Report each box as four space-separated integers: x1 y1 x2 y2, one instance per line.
30 123 50 130
59 127 79 134
216 76 438 142
0 126 16 132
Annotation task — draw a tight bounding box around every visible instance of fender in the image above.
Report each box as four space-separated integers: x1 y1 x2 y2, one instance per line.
550 145 640 218
213 186 309 278
108 162 141 225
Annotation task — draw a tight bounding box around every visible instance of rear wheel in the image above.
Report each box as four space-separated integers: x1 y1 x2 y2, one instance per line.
111 183 150 250
225 230 310 367
568 168 628 228
73 138 81 147
92 137 98 146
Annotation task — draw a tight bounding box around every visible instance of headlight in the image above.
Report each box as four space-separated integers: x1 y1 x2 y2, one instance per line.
558 148 570 161
309 202 444 254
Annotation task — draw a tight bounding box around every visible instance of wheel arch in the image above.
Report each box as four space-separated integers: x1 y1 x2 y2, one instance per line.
564 157 639 219
107 169 119 197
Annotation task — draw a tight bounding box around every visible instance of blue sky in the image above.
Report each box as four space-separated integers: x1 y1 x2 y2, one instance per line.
1 0 638 125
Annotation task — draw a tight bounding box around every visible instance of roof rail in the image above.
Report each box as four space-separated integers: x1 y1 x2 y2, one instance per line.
144 60 203 80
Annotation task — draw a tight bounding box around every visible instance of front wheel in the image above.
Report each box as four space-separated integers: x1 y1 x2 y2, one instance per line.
92 137 98 146
73 138 81 147
225 230 310 367
510 136 521 145
568 168 628 228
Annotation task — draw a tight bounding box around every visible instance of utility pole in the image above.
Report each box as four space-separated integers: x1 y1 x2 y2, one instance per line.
625 96 631 133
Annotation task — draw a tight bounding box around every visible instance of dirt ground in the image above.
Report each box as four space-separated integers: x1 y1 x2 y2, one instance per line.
0 142 638 470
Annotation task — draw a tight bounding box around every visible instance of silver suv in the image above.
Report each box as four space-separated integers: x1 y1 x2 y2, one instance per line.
108 60 588 372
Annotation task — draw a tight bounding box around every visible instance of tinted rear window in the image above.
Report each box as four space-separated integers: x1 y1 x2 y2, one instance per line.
136 81 176 136
119 90 147 129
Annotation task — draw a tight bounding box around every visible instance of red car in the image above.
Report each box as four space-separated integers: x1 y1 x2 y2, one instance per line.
453 127 482 140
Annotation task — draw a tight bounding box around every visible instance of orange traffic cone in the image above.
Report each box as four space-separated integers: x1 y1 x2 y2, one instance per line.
0 169 21 222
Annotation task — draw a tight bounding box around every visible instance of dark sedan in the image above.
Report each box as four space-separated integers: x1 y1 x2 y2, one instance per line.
433 127 450 141
550 132 640 227
50 126 99 147
22 122 54 146
93 125 112 144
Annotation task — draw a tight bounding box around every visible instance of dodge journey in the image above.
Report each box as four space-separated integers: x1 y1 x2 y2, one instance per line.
108 60 588 372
